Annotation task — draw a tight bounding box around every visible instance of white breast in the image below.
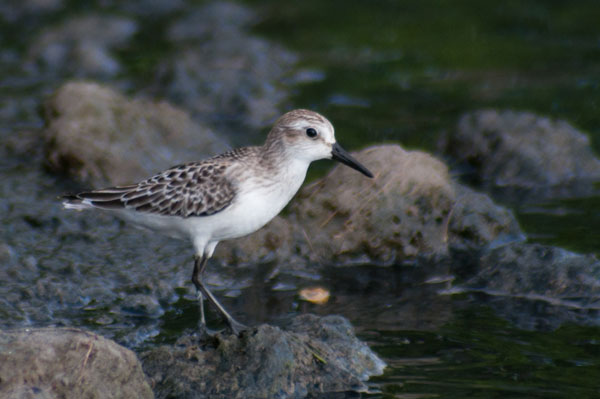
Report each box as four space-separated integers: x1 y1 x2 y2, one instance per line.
186 157 309 243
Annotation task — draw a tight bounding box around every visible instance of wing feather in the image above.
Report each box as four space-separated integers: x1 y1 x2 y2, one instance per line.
65 160 236 218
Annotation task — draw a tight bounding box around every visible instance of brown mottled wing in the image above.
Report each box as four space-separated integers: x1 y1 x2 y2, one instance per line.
75 160 235 218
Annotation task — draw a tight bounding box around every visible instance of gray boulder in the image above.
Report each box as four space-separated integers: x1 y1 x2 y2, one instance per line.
150 2 297 134
0 327 154 399
457 242 600 330
291 145 456 264
448 184 524 250
43 81 228 186
440 110 600 190
464 242 600 299
0 0 63 22
141 314 385 399
27 15 137 77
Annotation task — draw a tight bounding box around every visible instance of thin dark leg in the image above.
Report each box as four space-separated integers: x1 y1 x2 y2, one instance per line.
192 255 207 326
192 255 247 335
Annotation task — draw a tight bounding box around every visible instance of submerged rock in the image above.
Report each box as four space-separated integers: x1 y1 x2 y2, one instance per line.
43 81 228 186
150 1 297 135
114 0 185 16
447 185 523 251
0 0 63 22
216 216 297 266
452 242 600 330
27 15 137 77
463 242 600 299
0 327 153 399
439 110 600 193
141 314 385 399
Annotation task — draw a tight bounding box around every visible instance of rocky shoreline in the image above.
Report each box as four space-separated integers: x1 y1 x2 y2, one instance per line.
2 0 600 398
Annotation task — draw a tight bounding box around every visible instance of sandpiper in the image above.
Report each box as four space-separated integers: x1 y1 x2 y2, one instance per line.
63 109 373 335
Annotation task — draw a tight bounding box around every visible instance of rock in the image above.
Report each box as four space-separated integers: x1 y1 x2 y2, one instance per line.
150 2 297 135
167 2 257 41
448 185 523 251
141 314 385 399
0 0 63 21
0 327 153 399
43 81 229 186
454 242 600 330
439 110 600 190
115 0 185 16
291 145 456 265
463 243 600 299
27 15 137 77
215 216 297 266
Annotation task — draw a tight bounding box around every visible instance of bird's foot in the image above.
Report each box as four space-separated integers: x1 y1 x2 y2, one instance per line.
195 312 247 337
226 317 248 336
196 322 221 340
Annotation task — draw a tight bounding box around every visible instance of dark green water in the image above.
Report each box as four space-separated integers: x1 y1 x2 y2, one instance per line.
2 1 600 397
371 309 600 398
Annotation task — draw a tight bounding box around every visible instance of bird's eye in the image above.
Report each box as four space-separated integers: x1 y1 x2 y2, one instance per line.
306 128 318 138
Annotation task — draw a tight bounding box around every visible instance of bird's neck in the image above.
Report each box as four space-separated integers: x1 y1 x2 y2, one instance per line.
259 141 310 183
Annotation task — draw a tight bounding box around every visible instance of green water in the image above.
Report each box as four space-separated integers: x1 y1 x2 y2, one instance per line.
371 308 600 398
249 0 600 146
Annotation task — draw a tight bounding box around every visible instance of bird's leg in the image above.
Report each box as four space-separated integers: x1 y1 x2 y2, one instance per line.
192 255 207 328
191 255 247 336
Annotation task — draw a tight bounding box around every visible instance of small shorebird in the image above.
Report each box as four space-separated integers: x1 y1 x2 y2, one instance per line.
63 109 373 335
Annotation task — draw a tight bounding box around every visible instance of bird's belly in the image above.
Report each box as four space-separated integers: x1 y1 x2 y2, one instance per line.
187 184 297 242
117 209 191 240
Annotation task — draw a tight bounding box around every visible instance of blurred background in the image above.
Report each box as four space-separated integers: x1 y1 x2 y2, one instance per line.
2 0 600 397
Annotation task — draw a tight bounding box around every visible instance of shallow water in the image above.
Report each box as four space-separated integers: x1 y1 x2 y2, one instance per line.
2 0 600 397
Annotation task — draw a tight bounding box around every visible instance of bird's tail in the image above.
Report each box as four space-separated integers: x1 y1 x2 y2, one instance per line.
61 185 136 211
62 194 91 210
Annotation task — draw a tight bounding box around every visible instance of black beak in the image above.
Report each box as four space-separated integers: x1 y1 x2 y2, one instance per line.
331 143 374 178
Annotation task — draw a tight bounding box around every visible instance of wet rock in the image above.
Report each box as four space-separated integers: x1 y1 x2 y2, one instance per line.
0 241 14 263
0 0 63 21
150 1 297 135
167 2 257 41
141 314 385 399
122 294 165 318
215 216 298 266
463 243 600 299
454 242 600 330
43 81 229 186
114 0 185 16
448 185 523 251
27 15 137 77
0 327 153 399
291 145 456 265
439 110 600 192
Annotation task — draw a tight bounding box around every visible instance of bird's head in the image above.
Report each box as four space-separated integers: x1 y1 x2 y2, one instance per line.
266 109 373 178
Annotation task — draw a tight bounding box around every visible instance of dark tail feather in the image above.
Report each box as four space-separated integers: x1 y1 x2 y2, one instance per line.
62 186 135 210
